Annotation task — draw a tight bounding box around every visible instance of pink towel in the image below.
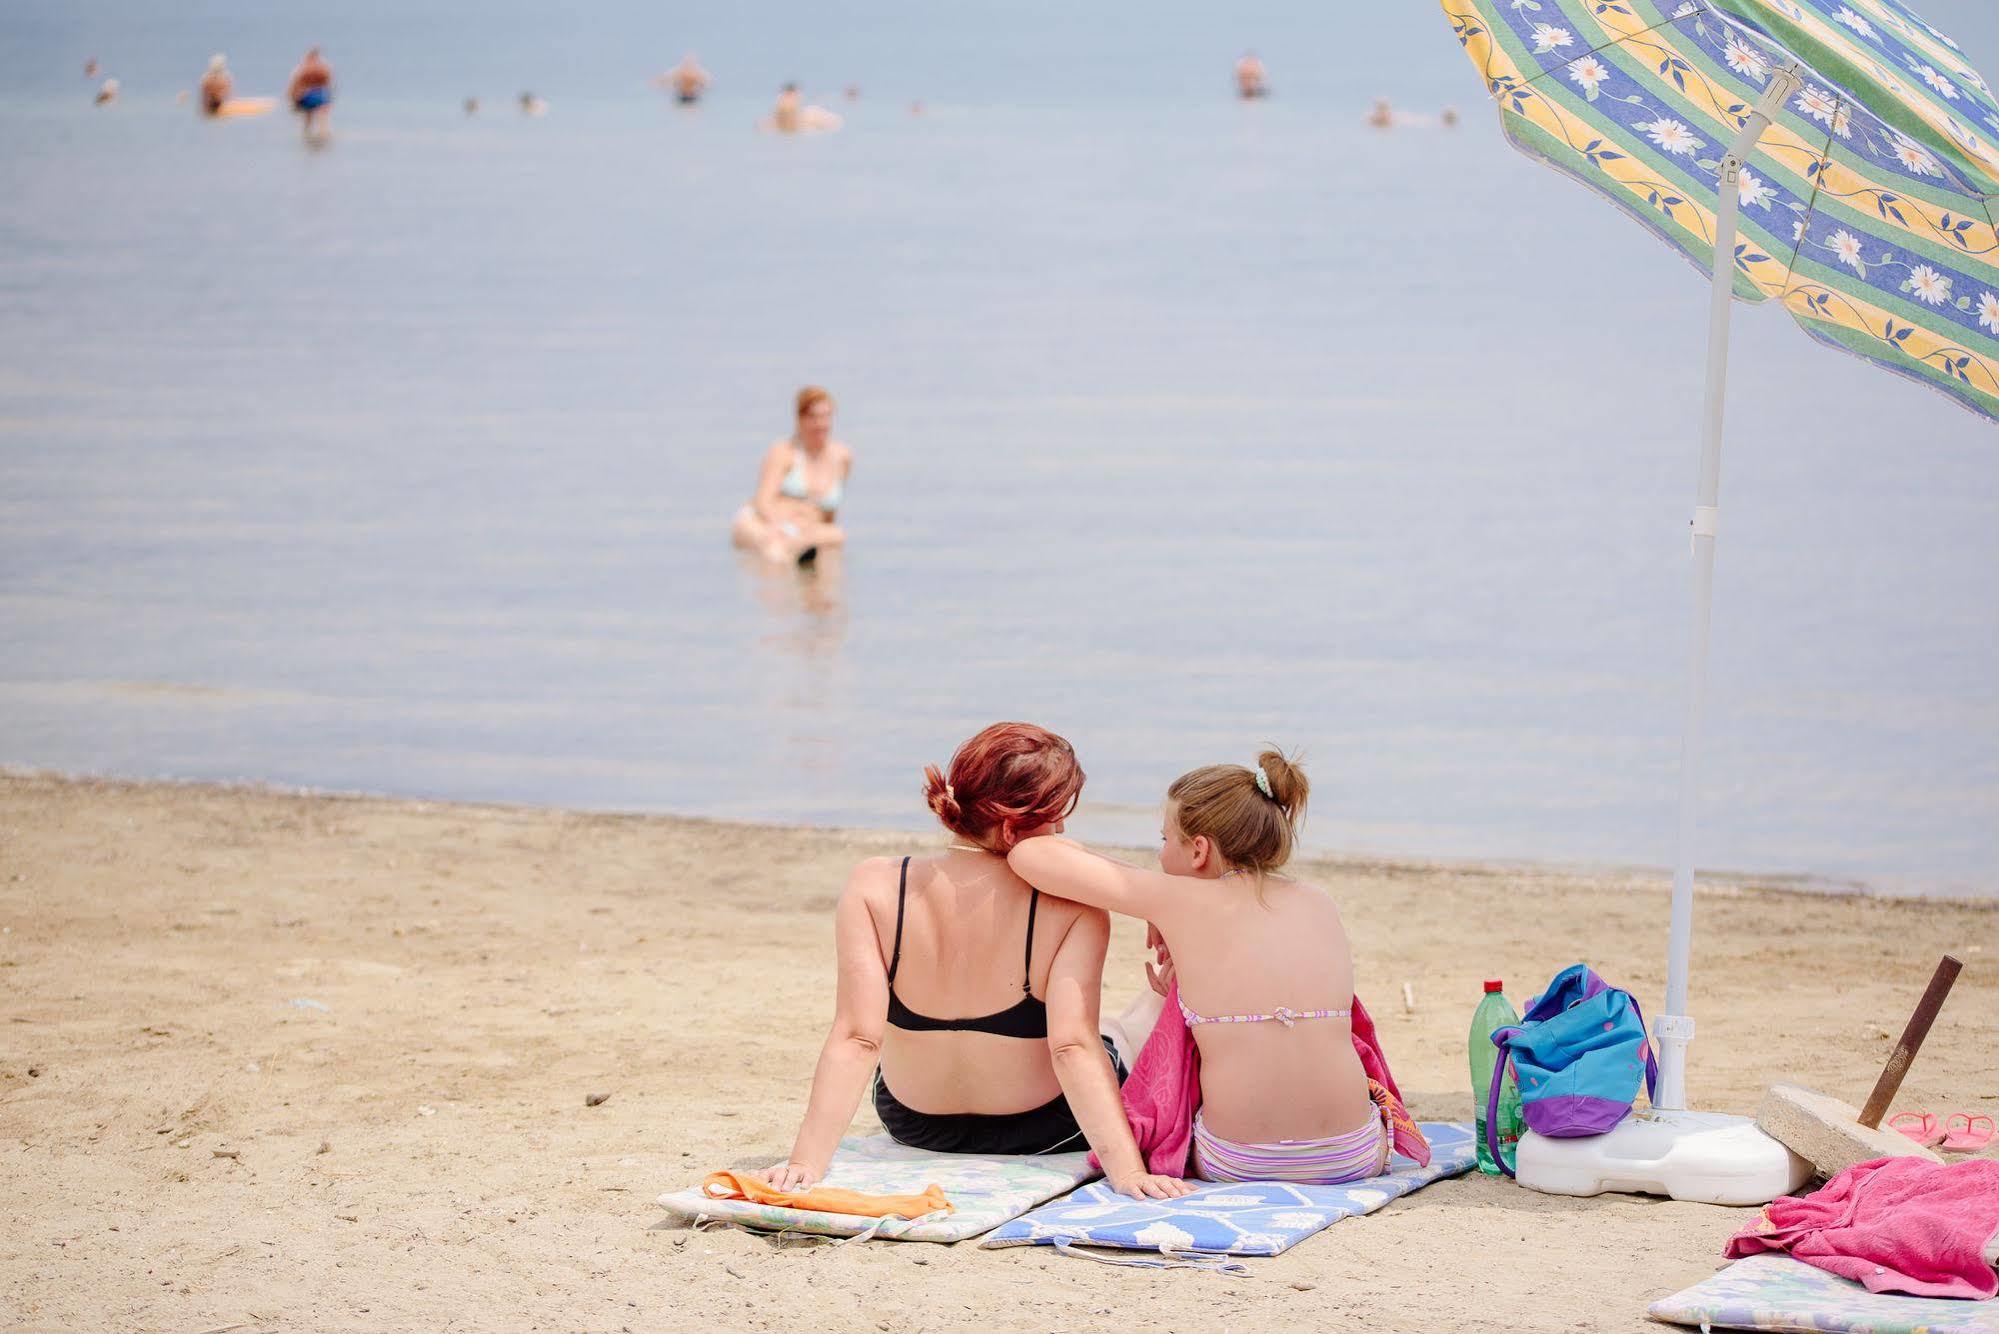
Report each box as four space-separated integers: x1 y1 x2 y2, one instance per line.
1091 981 1430 1177
1724 1156 1999 1299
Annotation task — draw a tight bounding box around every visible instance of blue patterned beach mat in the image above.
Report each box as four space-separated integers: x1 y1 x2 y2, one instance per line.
655 1134 1097 1244
980 1121 1476 1269
1648 1255 1999 1334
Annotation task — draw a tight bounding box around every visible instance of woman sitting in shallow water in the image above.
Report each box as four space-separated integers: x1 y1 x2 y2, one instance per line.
762 722 1190 1199
731 386 851 566
1010 751 1391 1185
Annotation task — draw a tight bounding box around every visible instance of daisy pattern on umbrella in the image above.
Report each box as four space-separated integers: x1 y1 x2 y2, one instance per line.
1905 55 1961 101
1531 22 1574 52
1568 54 1612 99
1795 83 1853 137
1888 131 1944 177
1724 35 1769 82
1832 6 1875 40
1736 166 1777 209
1827 228 1867 273
1978 292 1999 335
1907 264 1954 305
1640 117 1704 155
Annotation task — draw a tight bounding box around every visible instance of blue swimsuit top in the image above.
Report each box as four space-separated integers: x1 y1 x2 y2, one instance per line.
778 450 843 513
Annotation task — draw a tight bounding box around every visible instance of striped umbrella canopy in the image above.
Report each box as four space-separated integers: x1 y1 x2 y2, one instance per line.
1443 0 1999 422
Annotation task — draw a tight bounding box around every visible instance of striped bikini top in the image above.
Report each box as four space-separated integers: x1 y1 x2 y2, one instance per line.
1178 995 1352 1028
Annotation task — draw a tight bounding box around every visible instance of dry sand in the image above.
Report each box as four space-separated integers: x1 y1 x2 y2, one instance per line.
1 772 1994 1332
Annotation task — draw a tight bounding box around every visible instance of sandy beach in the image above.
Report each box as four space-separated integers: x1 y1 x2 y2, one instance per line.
1 771 1994 1332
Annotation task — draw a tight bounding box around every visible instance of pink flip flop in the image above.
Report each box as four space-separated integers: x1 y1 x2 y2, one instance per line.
1941 1113 1995 1152
1888 1110 1945 1146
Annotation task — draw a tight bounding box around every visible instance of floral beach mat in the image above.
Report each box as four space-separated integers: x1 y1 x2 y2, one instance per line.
979 1121 1476 1270
656 1134 1097 1244
1648 1255 1999 1334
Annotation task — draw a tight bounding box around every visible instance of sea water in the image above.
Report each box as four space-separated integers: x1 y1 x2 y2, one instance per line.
2 2 1996 895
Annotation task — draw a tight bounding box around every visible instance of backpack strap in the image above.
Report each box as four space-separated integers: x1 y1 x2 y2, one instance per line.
1484 1024 1523 1178
1623 991 1660 1102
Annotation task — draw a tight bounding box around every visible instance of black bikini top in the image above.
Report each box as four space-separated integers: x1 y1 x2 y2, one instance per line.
885 855 1048 1040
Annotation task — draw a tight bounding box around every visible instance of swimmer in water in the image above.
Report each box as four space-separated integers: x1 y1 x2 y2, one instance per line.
764 82 842 133
95 78 119 106
1441 105 1460 128
1367 97 1394 129
464 96 479 115
658 54 711 105
288 46 334 137
731 386 853 566
519 91 548 116
85 58 100 79
199 54 233 116
1236 52 1268 100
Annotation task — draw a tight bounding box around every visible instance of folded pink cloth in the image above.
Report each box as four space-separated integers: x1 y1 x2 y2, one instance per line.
1724 1156 1999 1299
1092 981 1430 1177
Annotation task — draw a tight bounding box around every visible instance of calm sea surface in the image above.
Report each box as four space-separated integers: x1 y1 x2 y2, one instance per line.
3 3 1996 895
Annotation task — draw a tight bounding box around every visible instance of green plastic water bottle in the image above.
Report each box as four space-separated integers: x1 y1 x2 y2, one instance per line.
1469 979 1525 1175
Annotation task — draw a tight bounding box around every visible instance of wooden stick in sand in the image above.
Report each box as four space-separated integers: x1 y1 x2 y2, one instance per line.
1756 953 1963 1180
1857 954 1962 1130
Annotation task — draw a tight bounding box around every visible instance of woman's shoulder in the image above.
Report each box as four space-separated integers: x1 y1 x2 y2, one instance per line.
840 854 906 904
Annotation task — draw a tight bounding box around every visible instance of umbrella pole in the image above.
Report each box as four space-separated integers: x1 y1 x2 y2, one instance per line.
1658 66 1803 1113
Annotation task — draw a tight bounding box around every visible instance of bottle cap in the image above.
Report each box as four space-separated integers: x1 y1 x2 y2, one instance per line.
1483 979 1503 993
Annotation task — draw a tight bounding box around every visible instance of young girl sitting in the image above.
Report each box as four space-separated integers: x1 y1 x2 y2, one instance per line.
1010 749 1415 1185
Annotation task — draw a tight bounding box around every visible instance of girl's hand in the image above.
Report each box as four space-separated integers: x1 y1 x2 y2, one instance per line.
1108 1170 1197 1200
761 1161 821 1192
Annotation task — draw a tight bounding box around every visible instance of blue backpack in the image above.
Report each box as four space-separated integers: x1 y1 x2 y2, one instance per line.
1484 964 1657 1177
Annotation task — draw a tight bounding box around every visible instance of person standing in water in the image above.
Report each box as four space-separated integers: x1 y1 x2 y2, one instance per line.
1235 52 1268 100
731 386 853 565
658 54 710 105
199 54 232 116
95 78 119 106
288 47 334 137
764 82 841 133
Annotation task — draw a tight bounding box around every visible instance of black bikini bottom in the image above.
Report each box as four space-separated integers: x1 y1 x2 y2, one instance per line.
872 1037 1128 1156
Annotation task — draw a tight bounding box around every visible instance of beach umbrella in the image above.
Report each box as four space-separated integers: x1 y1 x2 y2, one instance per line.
1440 0 1999 1191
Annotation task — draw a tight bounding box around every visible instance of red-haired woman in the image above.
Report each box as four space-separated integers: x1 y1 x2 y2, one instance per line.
763 723 1190 1200
731 386 851 566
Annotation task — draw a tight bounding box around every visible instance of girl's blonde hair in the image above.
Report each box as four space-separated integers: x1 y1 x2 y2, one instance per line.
1167 747 1307 876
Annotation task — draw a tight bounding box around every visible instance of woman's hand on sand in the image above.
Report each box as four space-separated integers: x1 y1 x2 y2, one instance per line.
762 1161 820 1191
1108 1170 1196 1200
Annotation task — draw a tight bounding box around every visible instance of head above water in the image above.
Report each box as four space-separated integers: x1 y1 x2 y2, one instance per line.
794 385 835 446
1161 748 1307 879
923 722 1085 853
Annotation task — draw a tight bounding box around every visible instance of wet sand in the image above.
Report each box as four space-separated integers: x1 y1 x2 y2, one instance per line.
2 771 1994 1331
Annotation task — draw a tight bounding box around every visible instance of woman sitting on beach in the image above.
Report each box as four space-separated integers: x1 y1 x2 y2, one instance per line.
1009 751 1393 1185
731 386 852 565
762 722 1189 1200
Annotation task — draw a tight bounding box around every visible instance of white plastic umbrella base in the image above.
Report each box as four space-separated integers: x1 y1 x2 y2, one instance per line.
1514 1110 1810 1207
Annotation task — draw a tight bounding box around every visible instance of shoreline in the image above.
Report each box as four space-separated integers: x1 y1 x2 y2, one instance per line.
3 769 1995 1331
2 764 1973 905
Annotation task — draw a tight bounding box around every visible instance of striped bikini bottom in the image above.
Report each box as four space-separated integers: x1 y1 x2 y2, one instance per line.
1191 1104 1390 1186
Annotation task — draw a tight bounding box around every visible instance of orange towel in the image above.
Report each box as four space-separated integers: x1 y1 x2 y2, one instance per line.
700 1171 952 1220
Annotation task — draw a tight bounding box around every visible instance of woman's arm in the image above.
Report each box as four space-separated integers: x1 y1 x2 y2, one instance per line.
765 862 891 1190
1007 837 1180 923
749 442 791 523
1043 908 1193 1200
